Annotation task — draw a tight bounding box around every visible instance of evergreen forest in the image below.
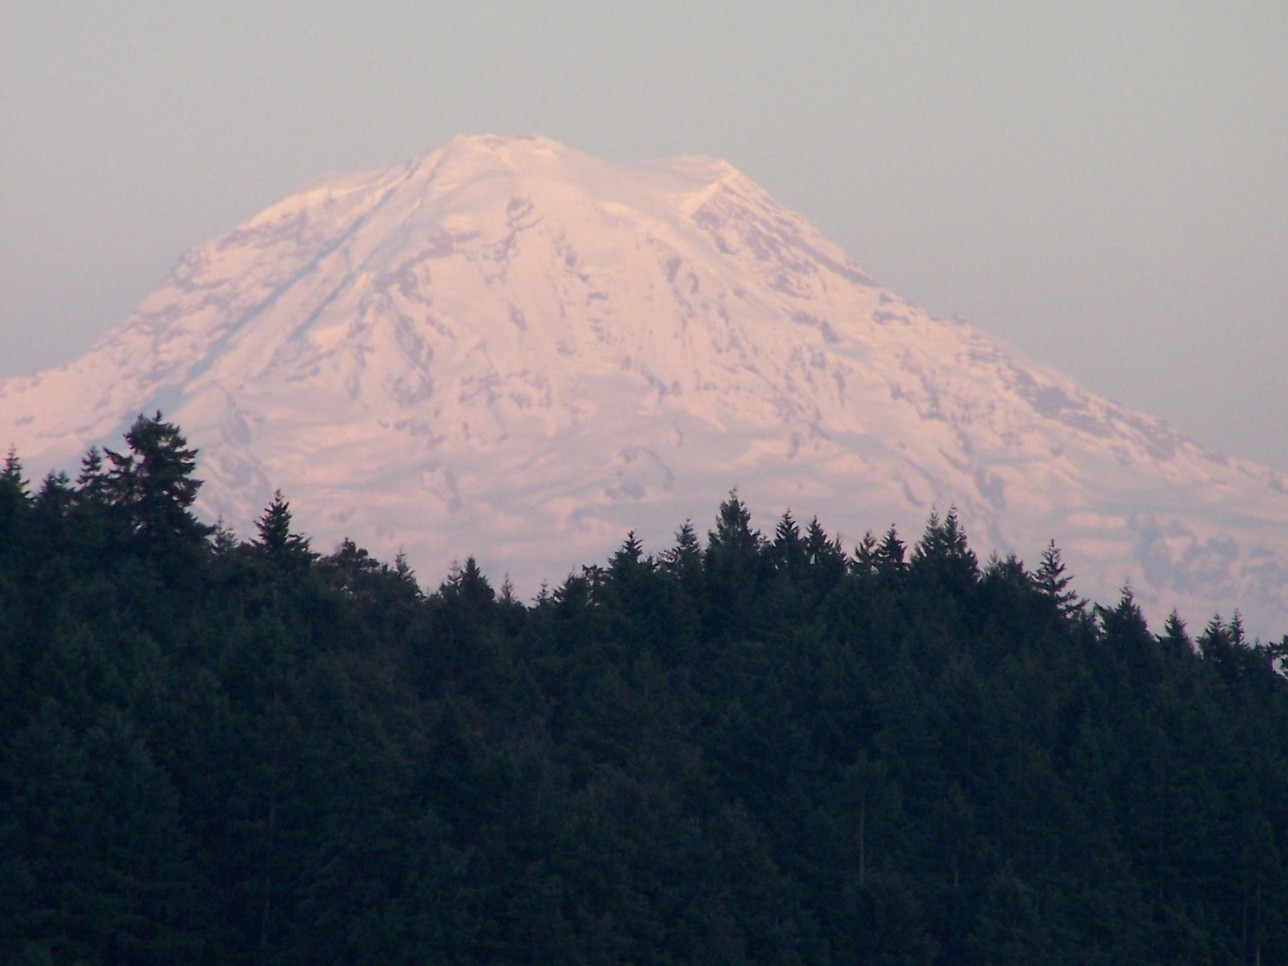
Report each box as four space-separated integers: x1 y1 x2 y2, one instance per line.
3 413 1288 964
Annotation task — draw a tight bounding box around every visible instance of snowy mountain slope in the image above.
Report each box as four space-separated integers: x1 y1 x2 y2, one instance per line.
3 134 1286 633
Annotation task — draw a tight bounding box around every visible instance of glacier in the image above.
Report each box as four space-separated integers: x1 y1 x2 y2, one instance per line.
2 134 1286 635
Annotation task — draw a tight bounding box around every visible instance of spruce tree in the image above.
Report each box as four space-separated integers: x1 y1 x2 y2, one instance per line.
253 490 315 570
1035 539 1081 618
103 412 212 545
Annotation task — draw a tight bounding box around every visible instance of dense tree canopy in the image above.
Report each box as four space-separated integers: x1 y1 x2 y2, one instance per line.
2 415 1288 963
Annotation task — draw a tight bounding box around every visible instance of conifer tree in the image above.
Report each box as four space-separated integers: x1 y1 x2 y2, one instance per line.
604 531 660 620
661 520 703 591
439 556 495 610
4 412 1288 961
703 493 765 638
1160 610 1193 658
872 526 908 576
75 446 109 500
769 511 805 575
706 493 762 565
254 490 316 570
0 448 28 502
803 516 847 595
1035 539 1081 617
0 448 31 552
911 507 977 594
852 530 879 576
102 412 212 545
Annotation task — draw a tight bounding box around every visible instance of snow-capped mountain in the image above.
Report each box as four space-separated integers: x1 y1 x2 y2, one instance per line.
3 134 1286 634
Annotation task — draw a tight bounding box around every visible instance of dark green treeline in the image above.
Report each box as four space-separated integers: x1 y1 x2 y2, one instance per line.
2 413 1288 964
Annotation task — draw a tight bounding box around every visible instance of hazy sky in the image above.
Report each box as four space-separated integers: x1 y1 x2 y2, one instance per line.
3 3 1285 469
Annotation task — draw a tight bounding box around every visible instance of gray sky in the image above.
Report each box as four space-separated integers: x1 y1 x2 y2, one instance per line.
3 2 1285 470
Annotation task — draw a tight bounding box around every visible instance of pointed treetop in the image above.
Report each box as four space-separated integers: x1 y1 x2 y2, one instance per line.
441 556 495 608
707 491 762 558
77 446 108 496
1035 539 1081 616
667 520 701 560
661 519 703 588
1098 585 1151 642
610 531 646 569
875 526 907 573
2 446 26 488
101 412 211 543
254 489 315 565
1160 609 1192 655
770 510 805 573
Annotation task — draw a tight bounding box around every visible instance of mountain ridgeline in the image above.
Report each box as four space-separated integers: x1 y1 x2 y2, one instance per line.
2 413 1287 963
2 134 1286 634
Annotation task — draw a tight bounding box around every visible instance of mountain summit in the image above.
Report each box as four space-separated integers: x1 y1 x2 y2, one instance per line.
3 135 1286 631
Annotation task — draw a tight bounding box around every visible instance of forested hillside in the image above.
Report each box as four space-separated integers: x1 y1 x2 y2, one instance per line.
3 414 1287 964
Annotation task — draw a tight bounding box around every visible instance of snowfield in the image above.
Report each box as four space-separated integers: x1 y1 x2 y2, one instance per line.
3 134 1286 634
